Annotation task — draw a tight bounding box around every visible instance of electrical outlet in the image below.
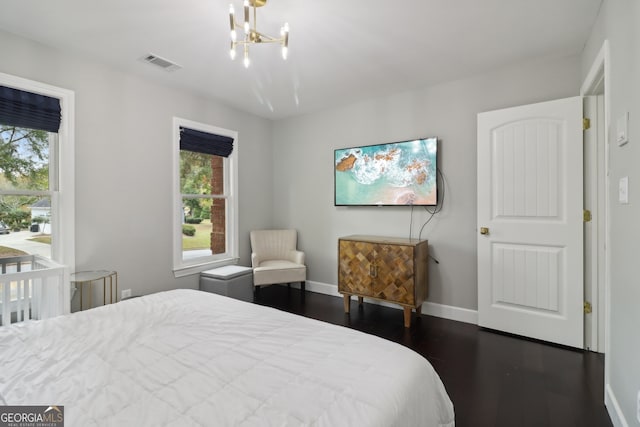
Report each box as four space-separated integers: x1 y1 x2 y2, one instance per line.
121 289 132 300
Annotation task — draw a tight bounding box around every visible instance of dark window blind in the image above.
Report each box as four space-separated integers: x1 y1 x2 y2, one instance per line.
0 85 61 133
180 127 234 157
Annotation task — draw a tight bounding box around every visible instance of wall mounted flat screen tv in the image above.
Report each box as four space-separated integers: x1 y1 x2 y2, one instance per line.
334 137 437 206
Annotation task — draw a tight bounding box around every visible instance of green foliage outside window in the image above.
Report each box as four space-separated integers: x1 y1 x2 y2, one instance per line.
182 225 196 236
0 125 51 229
180 150 213 220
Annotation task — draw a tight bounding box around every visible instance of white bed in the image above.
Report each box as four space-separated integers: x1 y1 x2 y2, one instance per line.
0 289 454 426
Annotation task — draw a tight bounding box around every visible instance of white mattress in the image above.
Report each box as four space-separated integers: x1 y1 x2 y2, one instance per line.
0 289 454 426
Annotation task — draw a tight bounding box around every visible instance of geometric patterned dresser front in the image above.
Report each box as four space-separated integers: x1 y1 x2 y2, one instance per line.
338 235 428 327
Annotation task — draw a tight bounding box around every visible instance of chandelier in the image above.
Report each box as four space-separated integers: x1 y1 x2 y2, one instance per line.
229 0 289 68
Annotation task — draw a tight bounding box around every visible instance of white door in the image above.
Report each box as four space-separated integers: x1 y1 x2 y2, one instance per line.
477 97 583 348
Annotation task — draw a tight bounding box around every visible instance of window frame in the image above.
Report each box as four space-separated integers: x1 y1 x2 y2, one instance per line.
0 72 75 314
172 117 239 277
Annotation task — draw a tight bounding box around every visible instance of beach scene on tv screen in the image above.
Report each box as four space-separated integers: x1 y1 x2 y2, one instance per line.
335 138 437 205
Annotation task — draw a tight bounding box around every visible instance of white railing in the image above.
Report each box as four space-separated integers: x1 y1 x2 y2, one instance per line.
0 255 67 326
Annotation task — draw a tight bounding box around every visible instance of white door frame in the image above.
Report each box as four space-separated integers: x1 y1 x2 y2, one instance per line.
580 40 610 358
583 95 605 351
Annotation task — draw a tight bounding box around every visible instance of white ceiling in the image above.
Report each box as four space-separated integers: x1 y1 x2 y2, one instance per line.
0 0 602 120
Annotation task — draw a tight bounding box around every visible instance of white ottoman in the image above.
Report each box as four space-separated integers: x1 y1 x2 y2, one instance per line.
199 265 253 302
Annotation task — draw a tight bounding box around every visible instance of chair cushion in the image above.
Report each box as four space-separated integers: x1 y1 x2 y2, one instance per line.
253 260 306 286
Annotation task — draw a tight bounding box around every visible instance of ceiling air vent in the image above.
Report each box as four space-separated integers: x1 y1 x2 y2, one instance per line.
141 54 182 72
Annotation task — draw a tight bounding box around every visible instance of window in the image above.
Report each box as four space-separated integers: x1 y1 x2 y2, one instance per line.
172 118 238 277
0 76 74 267
0 127 56 257
0 73 75 314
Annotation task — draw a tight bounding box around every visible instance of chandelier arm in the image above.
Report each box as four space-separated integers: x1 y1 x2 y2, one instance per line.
231 18 244 30
251 31 283 42
254 37 285 44
234 37 284 45
231 27 284 44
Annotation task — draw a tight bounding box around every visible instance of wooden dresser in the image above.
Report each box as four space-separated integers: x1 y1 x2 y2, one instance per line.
338 235 428 327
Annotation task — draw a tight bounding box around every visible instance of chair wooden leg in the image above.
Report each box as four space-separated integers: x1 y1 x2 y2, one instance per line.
301 281 305 292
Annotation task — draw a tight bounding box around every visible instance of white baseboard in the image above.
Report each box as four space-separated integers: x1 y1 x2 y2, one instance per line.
301 280 478 325
303 280 341 297
421 300 478 325
605 383 629 427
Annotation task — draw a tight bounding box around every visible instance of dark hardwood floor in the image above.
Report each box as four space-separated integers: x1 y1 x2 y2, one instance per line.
253 286 612 427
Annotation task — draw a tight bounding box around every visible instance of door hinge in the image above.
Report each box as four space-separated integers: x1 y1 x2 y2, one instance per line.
584 301 592 314
584 209 592 222
583 117 591 130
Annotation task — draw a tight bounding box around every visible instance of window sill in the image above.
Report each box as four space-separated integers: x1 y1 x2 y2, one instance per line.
173 257 240 278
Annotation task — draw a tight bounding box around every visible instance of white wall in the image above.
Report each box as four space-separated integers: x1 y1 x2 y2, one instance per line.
0 29 274 297
581 0 640 425
272 55 581 311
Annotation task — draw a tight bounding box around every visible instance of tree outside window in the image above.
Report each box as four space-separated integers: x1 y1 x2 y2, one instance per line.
180 150 225 257
0 125 54 258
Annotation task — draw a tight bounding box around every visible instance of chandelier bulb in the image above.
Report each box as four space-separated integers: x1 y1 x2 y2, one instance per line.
243 0 250 33
282 22 289 57
230 30 237 42
243 45 250 68
230 44 236 60
229 5 236 35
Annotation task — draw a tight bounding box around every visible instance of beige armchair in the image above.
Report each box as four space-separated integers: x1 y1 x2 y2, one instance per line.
250 229 306 292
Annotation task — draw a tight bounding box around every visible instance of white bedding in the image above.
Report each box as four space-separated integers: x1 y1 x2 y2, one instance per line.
0 289 454 426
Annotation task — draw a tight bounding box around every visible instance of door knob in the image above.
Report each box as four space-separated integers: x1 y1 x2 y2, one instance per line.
480 227 489 235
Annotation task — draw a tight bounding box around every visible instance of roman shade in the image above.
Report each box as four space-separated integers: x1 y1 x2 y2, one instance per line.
180 127 234 157
0 85 61 133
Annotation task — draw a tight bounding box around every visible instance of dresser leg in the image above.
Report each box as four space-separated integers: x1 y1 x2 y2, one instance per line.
343 295 351 313
403 307 412 328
